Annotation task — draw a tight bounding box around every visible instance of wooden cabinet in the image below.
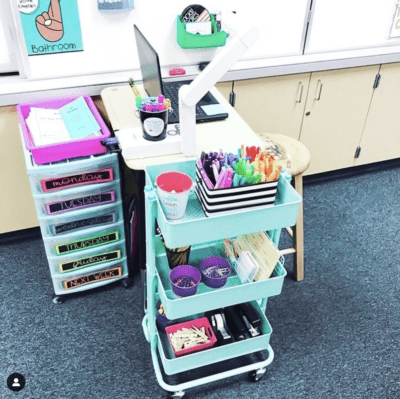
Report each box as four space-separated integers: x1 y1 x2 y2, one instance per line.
0 106 38 234
222 74 311 141
299 66 379 175
355 63 400 166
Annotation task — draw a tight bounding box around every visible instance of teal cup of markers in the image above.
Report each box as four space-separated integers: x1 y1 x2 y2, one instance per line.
137 95 171 141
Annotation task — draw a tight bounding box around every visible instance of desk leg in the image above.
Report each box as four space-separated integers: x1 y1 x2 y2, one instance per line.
132 170 147 314
293 175 304 281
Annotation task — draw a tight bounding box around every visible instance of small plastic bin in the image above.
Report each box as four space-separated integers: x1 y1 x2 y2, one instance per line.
33 180 121 217
177 15 227 49
52 258 128 295
200 256 231 288
47 239 126 275
195 166 278 217
42 220 125 257
165 317 217 357
17 96 111 165
38 200 124 238
169 265 201 297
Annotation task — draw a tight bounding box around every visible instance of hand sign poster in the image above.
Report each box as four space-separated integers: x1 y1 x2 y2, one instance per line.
17 0 83 56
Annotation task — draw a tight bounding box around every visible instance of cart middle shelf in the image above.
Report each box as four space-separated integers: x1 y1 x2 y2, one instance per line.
153 237 286 320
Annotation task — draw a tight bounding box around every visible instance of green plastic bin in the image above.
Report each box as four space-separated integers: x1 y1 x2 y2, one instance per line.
177 15 227 49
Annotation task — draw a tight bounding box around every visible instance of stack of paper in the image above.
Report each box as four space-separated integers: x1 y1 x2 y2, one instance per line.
26 97 101 146
229 232 280 282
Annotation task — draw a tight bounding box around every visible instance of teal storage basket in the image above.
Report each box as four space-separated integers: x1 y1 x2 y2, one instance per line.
177 15 227 49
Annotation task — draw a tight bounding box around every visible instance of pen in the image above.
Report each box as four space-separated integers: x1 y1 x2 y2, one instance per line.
129 78 140 97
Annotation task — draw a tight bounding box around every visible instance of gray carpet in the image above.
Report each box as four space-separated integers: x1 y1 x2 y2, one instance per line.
1 162 400 399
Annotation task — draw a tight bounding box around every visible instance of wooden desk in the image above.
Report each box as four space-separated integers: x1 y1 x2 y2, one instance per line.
101 84 263 282
101 84 263 168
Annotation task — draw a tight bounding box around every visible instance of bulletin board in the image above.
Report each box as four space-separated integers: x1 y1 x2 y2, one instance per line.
8 0 311 80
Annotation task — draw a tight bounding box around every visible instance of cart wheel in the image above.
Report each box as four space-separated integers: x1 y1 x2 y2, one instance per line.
167 391 185 398
121 277 132 289
52 294 65 304
250 368 266 382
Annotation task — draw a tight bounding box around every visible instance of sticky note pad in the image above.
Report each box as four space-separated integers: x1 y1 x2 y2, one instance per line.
201 104 227 116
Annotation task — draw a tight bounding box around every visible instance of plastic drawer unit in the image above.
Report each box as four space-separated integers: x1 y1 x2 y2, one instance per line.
19 126 129 303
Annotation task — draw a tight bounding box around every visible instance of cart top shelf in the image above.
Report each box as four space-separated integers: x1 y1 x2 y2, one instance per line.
145 160 301 248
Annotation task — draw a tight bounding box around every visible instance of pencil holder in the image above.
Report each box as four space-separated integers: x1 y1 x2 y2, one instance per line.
164 244 191 270
177 15 227 49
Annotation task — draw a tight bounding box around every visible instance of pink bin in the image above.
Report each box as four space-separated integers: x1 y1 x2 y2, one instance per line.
17 96 111 165
165 317 217 357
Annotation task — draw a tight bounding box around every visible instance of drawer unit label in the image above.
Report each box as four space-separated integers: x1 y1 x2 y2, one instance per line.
46 191 115 215
63 266 122 290
52 212 116 235
41 168 114 192
58 249 121 273
56 231 119 255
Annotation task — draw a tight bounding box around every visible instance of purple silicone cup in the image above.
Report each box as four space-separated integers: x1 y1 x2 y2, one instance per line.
169 265 201 297
200 256 232 289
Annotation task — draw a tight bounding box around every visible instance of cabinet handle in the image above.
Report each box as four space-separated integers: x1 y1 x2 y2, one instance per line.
315 80 323 101
297 82 304 103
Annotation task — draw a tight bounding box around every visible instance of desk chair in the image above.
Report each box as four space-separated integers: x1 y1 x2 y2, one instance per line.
258 133 311 281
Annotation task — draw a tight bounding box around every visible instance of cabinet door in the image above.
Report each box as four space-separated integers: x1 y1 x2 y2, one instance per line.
0 106 38 234
230 73 311 140
355 63 400 166
299 66 379 175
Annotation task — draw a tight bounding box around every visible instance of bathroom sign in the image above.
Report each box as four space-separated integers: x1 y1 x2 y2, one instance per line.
17 0 83 56
388 1 400 40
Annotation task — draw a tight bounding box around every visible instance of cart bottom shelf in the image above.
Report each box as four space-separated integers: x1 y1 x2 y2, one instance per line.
153 300 272 375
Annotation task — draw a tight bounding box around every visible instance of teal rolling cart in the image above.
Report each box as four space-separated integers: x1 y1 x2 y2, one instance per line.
143 160 301 398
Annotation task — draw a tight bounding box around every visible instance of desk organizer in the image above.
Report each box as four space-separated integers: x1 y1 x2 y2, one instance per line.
196 166 278 217
19 126 128 303
177 15 227 49
17 96 111 165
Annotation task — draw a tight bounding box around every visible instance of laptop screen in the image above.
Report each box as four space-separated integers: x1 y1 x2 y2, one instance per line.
134 25 164 97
